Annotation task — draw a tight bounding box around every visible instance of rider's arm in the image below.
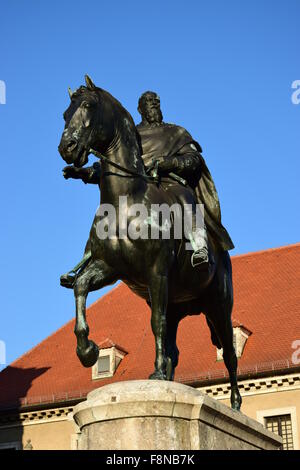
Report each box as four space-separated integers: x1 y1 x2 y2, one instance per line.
63 162 101 184
157 143 203 179
174 144 202 178
82 162 101 184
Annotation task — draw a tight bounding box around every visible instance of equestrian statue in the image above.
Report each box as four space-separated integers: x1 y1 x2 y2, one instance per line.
58 75 241 411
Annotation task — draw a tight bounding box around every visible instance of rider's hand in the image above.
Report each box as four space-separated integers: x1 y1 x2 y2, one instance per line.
155 156 177 173
63 166 78 179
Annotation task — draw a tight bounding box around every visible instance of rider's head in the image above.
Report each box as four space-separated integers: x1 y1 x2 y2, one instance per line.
138 91 163 125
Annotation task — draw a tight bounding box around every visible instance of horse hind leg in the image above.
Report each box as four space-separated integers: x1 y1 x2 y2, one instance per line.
204 253 242 411
205 311 242 410
206 317 222 349
73 259 117 367
148 271 170 380
165 308 180 381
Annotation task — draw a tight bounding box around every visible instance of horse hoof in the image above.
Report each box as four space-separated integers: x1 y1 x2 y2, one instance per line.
148 370 166 380
231 402 241 412
231 389 242 411
77 340 99 367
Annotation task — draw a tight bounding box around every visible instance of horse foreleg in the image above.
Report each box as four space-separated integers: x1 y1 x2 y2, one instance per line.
73 259 117 367
148 274 168 380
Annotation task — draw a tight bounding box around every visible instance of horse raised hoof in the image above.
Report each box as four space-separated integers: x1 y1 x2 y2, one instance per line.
76 340 99 367
60 273 75 289
148 370 167 380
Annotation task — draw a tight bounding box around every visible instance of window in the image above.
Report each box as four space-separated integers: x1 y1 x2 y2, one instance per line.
257 407 299 450
98 355 110 374
92 343 127 380
0 442 22 450
265 414 294 450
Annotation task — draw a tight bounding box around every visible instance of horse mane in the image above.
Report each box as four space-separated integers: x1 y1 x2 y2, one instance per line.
73 85 136 129
96 86 143 156
73 84 143 161
100 88 137 131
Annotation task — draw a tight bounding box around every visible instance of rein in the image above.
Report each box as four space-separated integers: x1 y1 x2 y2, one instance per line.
89 148 157 183
89 148 187 186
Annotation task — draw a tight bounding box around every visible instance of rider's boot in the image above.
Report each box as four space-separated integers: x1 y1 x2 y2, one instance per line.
60 251 92 288
60 273 76 288
188 225 211 269
191 246 209 268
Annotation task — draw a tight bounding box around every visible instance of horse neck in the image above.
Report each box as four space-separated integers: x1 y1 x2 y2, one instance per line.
99 114 147 204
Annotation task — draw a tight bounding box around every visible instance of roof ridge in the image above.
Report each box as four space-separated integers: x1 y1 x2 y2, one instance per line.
6 318 75 370
231 242 300 261
3 359 299 410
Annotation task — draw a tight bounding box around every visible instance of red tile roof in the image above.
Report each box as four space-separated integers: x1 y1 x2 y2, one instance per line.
98 338 127 353
1 243 300 410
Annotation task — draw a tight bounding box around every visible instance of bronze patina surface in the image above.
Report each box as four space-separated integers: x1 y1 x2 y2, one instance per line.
58 76 241 411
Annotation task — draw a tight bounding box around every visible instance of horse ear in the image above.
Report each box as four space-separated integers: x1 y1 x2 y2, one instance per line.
85 74 96 90
68 87 73 99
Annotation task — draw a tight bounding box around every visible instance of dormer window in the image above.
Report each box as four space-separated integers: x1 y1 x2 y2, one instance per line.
97 355 110 374
217 324 252 361
92 340 127 380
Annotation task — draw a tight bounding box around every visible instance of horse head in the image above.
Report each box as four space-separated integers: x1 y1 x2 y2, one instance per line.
58 75 116 168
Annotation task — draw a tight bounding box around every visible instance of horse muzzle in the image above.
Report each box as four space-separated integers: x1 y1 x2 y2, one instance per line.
58 139 88 167
73 147 89 168
58 138 77 159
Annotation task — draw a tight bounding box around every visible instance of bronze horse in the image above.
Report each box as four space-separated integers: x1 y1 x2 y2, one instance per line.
58 76 242 411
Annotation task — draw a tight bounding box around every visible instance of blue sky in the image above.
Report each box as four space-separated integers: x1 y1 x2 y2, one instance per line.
0 0 299 369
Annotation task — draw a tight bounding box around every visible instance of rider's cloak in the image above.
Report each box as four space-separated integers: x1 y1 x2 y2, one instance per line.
137 122 235 252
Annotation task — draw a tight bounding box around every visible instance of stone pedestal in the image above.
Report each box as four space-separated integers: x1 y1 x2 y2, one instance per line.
73 380 282 450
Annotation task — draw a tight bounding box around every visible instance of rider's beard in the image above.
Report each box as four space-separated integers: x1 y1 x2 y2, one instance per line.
144 107 163 126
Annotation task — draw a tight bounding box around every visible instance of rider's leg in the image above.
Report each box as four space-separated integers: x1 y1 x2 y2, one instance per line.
189 223 209 268
60 239 92 288
68 250 92 274
160 181 210 269
189 204 210 267
181 190 209 268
